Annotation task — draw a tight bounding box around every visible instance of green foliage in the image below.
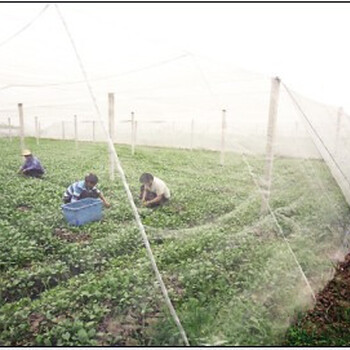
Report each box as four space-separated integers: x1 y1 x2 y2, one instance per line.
0 137 349 345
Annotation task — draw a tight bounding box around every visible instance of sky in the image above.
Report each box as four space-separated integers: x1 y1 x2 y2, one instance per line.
0 3 350 113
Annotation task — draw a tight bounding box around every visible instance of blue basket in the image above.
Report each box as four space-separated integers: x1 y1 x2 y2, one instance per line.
61 198 103 226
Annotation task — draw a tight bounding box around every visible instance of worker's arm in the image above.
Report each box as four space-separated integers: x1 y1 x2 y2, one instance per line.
18 168 30 175
141 185 149 205
18 164 26 174
21 158 38 173
99 193 110 207
145 194 164 207
18 158 32 174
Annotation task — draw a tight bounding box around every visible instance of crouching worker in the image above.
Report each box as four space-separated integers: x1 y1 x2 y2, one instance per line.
63 173 110 207
18 149 45 178
139 173 170 208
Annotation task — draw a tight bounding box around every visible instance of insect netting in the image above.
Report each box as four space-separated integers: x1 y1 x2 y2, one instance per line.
0 3 349 346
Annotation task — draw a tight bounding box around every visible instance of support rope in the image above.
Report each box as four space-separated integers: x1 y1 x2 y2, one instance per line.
283 83 350 189
0 4 50 49
0 53 189 90
189 50 316 301
223 130 317 302
54 4 189 346
241 154 316 302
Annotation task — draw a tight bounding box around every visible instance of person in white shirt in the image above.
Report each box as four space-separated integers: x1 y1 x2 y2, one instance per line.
139 173 170 208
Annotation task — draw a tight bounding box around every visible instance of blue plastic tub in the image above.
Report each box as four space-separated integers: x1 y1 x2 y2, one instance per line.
61 198 103 226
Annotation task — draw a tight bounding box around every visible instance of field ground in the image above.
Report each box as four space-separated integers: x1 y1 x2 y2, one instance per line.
1 137 349 346
284 252 350 346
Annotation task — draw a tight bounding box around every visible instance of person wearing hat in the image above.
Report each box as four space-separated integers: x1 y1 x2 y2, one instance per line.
63 173 110 207
18 149 45 178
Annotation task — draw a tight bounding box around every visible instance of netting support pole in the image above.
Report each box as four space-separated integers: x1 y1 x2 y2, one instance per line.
108 93 115 180
261 77 280 214
172 121 176 147
134 120 138 150
8 117 12 142
54 5 189 343
62 121 65 140
38 120 41 142
92 120 96 141
335 107 343 154
131 111 135 156
35 116 39 145
18 103 25 151
74 115 78 149
190 118 194 151
220 109 226 166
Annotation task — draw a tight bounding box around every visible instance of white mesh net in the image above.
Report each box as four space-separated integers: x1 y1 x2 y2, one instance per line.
0 3 349 346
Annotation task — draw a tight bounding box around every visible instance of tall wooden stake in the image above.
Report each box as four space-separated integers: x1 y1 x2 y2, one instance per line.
261 77 281 214
62 121 65 140
108 93 115 180
74 115 78 149
190 118 194 151
35 116 39 145
38 121 41 142
92 120 96 141
335 107 343 154
220 109 226 166
131 112 135 155
18 103 25 151
8 117 12 141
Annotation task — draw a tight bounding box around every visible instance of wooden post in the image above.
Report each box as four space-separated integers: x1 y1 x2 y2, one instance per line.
18 103 25 151
335 107 343 153
261 77 281 214
74 115 78 149
35 116 39 145
62 121 65 140
220 109 226 166
108 93 115 180
131 112 135 155
172 121 176 147
190 118 194 151
134 120 138 150
8 117 12 141
38 121 41 141
92 120 96 141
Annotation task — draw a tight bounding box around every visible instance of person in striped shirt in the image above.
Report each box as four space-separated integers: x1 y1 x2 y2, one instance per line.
63 173 110 207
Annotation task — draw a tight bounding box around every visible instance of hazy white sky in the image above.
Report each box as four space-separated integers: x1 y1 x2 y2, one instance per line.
1 3 350 112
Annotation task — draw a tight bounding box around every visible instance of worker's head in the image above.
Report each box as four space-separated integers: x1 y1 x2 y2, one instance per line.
139 173 154 186
85 173 98 189
22 149 32 158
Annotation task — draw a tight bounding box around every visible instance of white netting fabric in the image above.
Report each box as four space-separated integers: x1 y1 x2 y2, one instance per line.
0 4 349 347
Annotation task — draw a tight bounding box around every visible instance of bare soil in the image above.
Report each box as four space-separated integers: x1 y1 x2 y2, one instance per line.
286 252 350 345
54 228 91 243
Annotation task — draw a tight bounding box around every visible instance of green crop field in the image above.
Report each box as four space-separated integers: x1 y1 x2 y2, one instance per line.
1 137 349 346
